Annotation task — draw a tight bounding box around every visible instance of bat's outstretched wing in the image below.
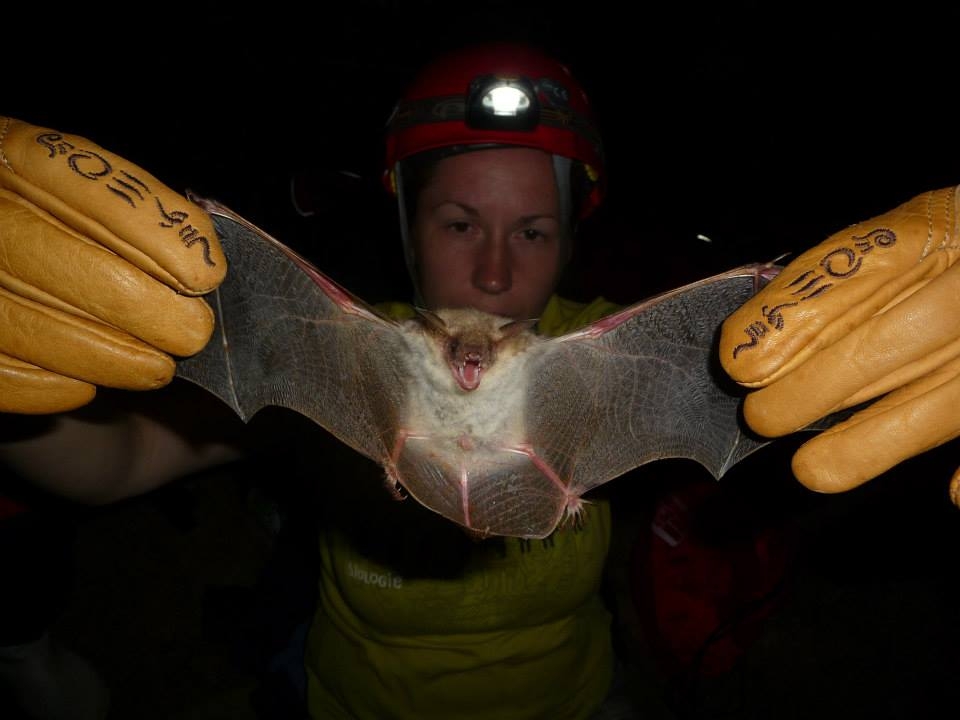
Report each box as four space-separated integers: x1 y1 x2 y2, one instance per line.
176 196 408 466
519 268 776 513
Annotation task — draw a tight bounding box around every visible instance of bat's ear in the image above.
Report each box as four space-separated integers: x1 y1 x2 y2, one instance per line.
413 306 448 335
498 318 538 339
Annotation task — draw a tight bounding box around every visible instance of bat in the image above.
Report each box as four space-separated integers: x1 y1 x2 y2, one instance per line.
176 196 783 540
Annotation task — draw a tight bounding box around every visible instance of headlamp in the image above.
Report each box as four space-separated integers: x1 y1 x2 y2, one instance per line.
465 75 539 131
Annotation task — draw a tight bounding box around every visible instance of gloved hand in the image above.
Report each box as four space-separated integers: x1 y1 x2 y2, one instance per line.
719 185 960 504
0 116 227 413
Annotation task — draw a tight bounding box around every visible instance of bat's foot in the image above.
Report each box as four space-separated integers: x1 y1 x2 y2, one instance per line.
461 525 492 542
561 496 590 532
383 468 407 501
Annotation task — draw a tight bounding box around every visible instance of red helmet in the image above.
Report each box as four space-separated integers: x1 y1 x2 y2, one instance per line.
383 42 606 218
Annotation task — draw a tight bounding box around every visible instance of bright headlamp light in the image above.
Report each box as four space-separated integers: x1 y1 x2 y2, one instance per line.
465 75 539 131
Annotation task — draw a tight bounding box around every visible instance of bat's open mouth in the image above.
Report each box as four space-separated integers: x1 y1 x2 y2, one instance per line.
452 357 483 391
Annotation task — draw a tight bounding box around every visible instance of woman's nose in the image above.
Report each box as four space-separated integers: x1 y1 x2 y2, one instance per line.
472 238 512 295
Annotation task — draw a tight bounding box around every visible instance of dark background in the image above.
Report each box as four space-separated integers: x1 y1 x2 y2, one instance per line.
5 3 960 718
8 1 958 305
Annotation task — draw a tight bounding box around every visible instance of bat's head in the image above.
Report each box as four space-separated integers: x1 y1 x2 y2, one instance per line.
415 307 537 391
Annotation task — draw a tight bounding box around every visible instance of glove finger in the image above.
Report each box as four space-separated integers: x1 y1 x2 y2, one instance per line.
0 352 95 413
721 185 960 387
789 354 960 493
0 189 214 356
0 116 226 295
0 287 175 390
949 468 960 509
743 259 960 437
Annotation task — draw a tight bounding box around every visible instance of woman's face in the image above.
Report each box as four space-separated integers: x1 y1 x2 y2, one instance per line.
412 147 565 320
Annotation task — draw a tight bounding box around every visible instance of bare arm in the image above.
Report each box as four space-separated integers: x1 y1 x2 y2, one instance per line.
0 380 245 505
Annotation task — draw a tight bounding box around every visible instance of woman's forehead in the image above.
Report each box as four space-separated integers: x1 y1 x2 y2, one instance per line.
419 148 559 209
428 147 554 180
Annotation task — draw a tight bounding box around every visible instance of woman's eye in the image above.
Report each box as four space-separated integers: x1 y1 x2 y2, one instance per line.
520 228 546 241
446 221 472 234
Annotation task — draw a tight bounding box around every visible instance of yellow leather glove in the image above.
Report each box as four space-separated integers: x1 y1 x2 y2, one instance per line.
719 185 960 504
0 116 227 413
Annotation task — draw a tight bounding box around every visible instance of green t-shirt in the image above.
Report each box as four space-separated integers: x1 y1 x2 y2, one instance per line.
305 294 622 720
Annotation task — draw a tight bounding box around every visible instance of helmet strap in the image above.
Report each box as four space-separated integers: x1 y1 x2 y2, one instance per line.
552 155 575 262
394 162 426 305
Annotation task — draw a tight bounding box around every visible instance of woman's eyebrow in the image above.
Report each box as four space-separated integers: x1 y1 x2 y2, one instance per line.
425 203 558 224
517 213 558 224
427 201 480 216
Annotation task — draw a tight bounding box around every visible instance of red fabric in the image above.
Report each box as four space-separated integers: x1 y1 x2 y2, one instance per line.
631 477 794 679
